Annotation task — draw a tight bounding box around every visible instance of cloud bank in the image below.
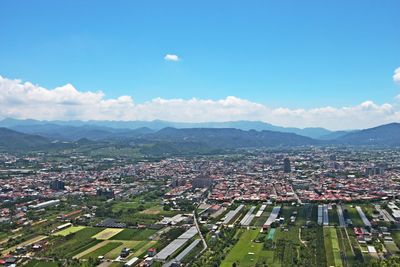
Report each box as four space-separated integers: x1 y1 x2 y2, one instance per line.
0 75 399 130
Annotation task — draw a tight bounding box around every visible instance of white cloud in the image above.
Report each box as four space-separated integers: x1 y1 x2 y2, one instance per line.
0 75 399 130
164 54 180 62
394 67 400 84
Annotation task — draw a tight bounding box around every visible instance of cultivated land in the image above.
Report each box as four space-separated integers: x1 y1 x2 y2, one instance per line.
221 229 278 267
81 241 122 259
109 228 156 241
53 225 86 236
324 227 344 267
92 228 124 240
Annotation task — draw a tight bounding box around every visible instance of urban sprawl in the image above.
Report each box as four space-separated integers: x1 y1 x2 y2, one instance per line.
1 148 400 267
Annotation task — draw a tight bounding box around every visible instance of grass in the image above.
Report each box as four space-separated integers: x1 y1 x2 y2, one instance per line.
324 227 343 267
221 229 279 267
53 226 86 236
330 228 344 267
110 228 156 241
344 205 364 227
392 231 400 248
25 260 59 267
328 206 339 226
82 242 123 259
104 240 142 259
3 235 48 255
384 241 399 254
92 228 124 240
45 227 104 258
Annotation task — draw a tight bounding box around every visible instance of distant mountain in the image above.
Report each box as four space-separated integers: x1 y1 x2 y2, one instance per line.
0 118 333 139
6 123 154 141
146 127 318 149
0 127 51 150
318 130 355 140
336 123 400 146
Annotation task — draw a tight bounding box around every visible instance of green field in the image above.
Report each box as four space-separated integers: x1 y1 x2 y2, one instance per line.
110 228 157 241
328 206 339 226
53 226 86 236
82 242 122 259
104 240 157 259
25 260 58 267
45 227 104 258
92 228 124 240
221 229 278 267
324 227 343 267
344 206 364 227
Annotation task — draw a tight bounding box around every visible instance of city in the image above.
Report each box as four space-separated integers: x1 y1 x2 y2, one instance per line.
1 145 400 266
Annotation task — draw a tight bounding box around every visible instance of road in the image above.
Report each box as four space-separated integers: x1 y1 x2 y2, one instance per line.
193 210 208 254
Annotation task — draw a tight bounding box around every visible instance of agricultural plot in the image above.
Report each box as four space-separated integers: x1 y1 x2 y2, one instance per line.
25 260 58 267
45 227 104 258
53 226 86 236
336 227 355 266
81 241 122 259
104 240 141 259
324 227 343 267
344 206 364 227
92 228 124 240
328 206 339 226
110 228 156 241
220 229 278 267
3 235 48 255
73 240 109 259
392 231 400 248
104 240 157 259
384 241 399 254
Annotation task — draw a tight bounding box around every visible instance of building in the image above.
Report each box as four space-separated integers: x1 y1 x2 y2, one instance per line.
50 180 65 190
29 199 60 209
191 176 213 189
283 158 291 173
96 188 114 199
148 247 157 257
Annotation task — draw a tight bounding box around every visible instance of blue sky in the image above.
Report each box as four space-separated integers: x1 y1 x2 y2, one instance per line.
0 1 400 129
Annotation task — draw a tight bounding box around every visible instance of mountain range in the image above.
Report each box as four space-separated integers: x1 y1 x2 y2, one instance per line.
0 118 335 139
0 119 399 153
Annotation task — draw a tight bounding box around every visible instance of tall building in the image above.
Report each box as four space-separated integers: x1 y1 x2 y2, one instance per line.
192 176 213 189
50 180 65 191
283 158 291 173
96 188 115 199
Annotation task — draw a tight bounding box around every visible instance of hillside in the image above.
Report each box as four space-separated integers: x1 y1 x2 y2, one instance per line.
336 123 400 146
0 127 51 150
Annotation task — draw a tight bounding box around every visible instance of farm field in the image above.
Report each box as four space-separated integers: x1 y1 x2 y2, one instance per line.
81 241 122 259
44 227 104 258
92 228 124 240
110 228 156 241
220 229 279 267
3 235 48 255
25 260 58 267
324 227 343 267
328 206 339 226
344 205 364 227
53 225 86 236
104 240 157 259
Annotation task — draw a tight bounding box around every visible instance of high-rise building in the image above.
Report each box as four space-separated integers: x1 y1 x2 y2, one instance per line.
283 158 291 173
192 176 213 189
50 180 65 191
96 188 115 199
